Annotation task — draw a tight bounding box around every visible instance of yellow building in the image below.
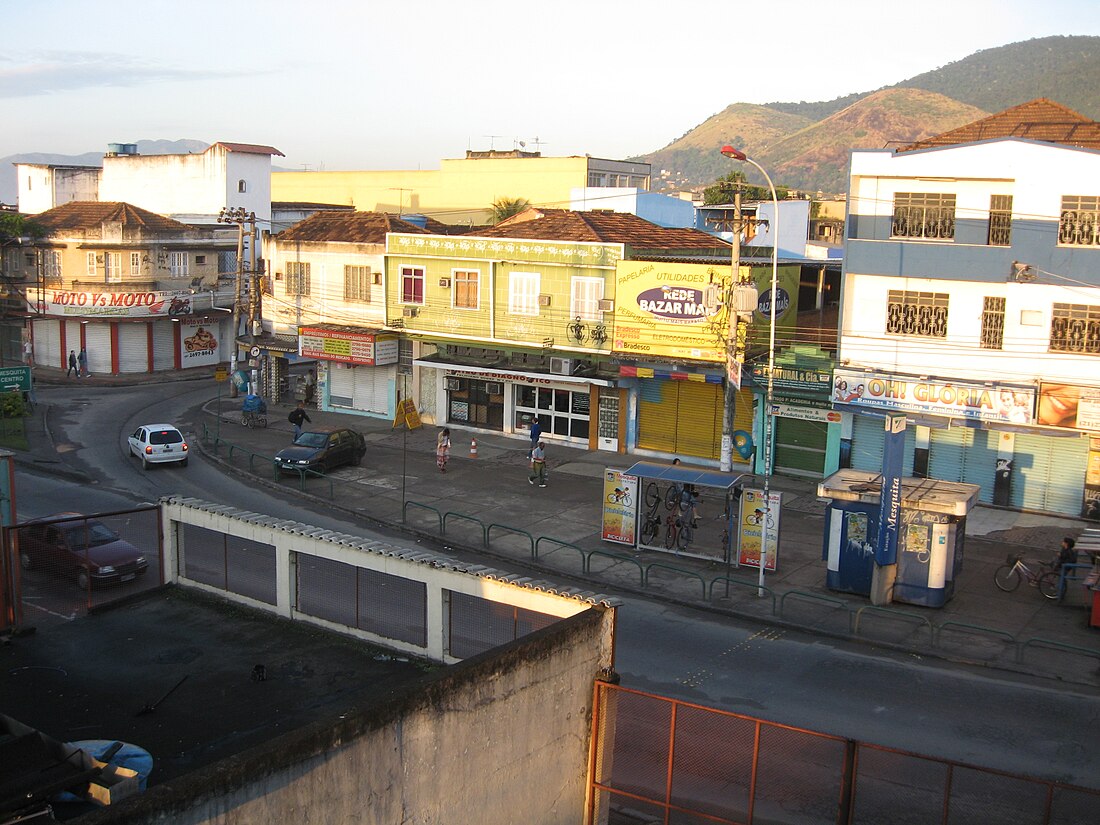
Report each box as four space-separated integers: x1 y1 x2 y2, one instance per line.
272 151 651 226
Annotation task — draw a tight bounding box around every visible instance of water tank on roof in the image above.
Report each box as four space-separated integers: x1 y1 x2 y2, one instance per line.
402 214 428 228
106 143 138 157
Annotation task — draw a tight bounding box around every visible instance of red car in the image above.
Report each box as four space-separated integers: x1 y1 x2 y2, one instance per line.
18 514 149 590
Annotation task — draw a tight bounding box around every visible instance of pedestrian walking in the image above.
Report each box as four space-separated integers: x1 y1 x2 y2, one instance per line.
304 369 316 405
528 419 542 458
66 350 78 378
288 401 311 440
77 347 89 378
528 440 547 487
436 428 451 472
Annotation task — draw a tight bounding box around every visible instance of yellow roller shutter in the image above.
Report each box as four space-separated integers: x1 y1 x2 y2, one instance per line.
676 381 723 459
637 380 677 452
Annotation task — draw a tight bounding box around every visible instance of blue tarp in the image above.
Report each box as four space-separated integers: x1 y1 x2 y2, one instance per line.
622 461 749 492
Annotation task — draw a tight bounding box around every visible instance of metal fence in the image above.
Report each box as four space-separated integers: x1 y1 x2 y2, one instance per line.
6 507 163 628
586 682 1100 825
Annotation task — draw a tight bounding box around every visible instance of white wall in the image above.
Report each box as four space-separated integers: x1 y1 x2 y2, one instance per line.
15 165 101 214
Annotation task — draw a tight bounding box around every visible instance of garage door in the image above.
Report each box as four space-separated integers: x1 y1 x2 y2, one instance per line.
1010 433 1089 515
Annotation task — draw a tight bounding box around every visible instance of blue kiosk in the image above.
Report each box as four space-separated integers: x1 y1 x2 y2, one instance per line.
817 469 981 607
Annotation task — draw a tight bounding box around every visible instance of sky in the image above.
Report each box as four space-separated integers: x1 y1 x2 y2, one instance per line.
4 0 1100 171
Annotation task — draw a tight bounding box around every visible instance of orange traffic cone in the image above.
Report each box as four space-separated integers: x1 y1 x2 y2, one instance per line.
470 437 478 457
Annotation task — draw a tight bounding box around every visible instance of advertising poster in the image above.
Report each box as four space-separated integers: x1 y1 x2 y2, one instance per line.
601 469 639 545
737 488 781 570
876 414 907 566
179 320 220 367
1037 382 1100 431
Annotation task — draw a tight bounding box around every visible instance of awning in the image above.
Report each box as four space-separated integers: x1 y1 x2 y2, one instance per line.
623 461 750 492
414 358 616 387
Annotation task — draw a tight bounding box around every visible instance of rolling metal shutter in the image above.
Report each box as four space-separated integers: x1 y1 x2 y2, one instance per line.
153 321 175 371
774 416 827 476
637 379 722 459
927 427 996 504
1010 433 1089 515
353 364 393 416
118 322 149 374
32 320 61 369
851 415 915 475
83 324 111 375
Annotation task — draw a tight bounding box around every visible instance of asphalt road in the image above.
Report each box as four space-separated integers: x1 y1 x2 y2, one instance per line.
17 381 1100 790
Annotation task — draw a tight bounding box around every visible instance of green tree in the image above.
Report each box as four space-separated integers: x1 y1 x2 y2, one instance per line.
703 173 790 205
489 197 530 223
0 214 44 242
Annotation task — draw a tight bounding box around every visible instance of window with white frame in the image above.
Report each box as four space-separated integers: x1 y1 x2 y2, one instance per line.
344 265 371 301
400 266 424 304
891 193 956 240
1058 196 1100 247
885 290 949 337
454 269 479 309
508 271 540 315
286 261 311 296
169 252 188 277
43 250 62 283
87 252 97 277
2 249 18 273
571 276 604 321
104 252 122 283
130 252 141 276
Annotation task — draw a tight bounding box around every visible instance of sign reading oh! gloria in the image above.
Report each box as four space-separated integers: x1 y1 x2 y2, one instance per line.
831 368 1036 425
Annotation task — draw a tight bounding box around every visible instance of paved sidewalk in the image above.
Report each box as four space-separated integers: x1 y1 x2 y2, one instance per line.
17 367 1100 687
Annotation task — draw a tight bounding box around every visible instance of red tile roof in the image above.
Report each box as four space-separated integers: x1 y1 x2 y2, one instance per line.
212 142 285 157
32 201 190 232
464 208 730 252
275 211 433 243
900 98 1100 151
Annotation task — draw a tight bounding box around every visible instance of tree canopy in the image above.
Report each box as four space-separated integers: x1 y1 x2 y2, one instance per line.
489 197 531 223
703 172 791 205
0 214 44 242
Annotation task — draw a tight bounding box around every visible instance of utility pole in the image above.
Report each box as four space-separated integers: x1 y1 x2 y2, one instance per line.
218 207 253 398
720 191 758 472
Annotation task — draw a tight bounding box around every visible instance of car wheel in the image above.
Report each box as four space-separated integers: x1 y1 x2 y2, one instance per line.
77 569 91 591
353 452 363 467
20 552 32 571
142 455 150 470
181 457 189 467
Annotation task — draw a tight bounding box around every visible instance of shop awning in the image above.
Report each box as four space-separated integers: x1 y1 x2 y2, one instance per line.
414 356 616 387
622 461 750 492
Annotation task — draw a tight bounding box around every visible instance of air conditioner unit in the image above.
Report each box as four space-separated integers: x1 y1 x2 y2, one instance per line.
438 277 451 288
402 306 419 318
597 298 614 312
538 294 552 307
550 357 573 375
445 377 462 391
485 382 503 395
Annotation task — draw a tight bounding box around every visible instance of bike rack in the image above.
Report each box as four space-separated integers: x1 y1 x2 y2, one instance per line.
710 576 777 614
585 549 644 584
534 536 587 568
643 563 706 599
442 512 487 545
402 501 442 532
853 605 933 645
1017 637 1100 666
486 524 534 557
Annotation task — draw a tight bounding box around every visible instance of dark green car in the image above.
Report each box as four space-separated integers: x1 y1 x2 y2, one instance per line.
274 427 366 476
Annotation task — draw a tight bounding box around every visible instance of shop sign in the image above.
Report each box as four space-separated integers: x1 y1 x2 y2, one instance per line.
832 368 1036 424
737 489 781 570
446 369 561 387
752 364 833 393
770 403 842 423
300 327 398 366
0 366 31 392
1037 382 1100 432
179 320 219 367
601 469 638 545
27 288 198 318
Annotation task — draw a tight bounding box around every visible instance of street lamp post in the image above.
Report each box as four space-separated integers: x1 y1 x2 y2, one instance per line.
720 146 779 594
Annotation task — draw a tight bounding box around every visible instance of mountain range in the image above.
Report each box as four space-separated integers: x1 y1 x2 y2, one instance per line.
639 34 1100 195
4 35 1099 205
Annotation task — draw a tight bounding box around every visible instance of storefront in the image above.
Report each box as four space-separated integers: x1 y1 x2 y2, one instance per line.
299 325 398 418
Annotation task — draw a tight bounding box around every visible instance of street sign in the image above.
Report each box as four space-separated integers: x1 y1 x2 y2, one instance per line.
215 367 228 382
0 366 31 392
249 346 261 357
392 397 422 430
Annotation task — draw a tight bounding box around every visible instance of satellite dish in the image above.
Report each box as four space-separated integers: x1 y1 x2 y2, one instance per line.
519 141 526 147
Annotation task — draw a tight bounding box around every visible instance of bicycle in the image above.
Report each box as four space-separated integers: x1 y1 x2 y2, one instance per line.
993 553 1059 599
241 410 268 429
664 512 693 551
640 483 662 546
607 488 632 507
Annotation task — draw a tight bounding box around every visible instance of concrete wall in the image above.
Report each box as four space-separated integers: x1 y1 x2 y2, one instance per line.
82 603 615 825
15 165 101 214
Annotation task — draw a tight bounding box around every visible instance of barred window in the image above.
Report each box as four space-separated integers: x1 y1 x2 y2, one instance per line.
886 290 949 337
988 195 1012 245
891 193 956 240
344 265 371 301
980 296 1006 349
1058 196 1100 247
1050 303 1100 354
43 250 62 283
286 261 311 296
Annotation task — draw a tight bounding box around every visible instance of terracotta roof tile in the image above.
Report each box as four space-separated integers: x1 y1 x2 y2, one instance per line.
900 98 1100 151
463 208 729 252
275 211 434 243
212 142 285 157
32 201 190 232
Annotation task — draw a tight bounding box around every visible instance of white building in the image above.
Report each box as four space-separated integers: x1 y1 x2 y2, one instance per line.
838 99 1100 518
15 164 100 215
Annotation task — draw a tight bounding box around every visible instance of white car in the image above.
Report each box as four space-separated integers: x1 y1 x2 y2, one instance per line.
128 424 189 469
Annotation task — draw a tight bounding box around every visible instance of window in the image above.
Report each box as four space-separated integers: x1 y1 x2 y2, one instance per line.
195 255 206 265
2 249 18 273
1058 196 1100 247
571 276 604 321
1050 303 1100 354
44 250 62 283
104 252 122 283
130 252 141 276
588 172 606 187
398 338 413 375
453 269 479 309
988 195 1012 245
237 179 247 193
885 290 949 337
508 272 540 316
169 252 189 277
344 265 371 301
218 251 237 276
286 261 311 296
86 252 97 277
980 296 1006 349
400 266 424 304
891 193 956 239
